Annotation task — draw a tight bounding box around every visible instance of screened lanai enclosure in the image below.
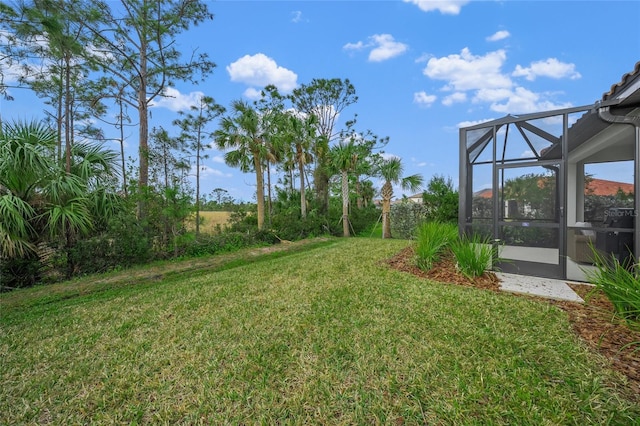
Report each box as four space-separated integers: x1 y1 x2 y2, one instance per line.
459 62 640 282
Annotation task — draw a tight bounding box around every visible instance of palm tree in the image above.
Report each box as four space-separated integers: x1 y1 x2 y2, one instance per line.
377 157 423 239
0 120 60 259
0 119 120 277
214 100 269 230
360 179 376 208
277 111 317 218
330 140 359 237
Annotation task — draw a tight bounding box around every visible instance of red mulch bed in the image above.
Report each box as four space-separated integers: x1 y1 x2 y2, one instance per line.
385 246 640 398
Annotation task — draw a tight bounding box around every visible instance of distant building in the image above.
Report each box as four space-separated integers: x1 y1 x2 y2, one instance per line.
473 178 633 199
406 192 424 203
585 178 633 196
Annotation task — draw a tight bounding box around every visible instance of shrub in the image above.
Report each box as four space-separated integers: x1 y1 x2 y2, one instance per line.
68 236 116 275
349 204 381 236
107 212 152 266
451 233 495 279
181 230 279 258
227 206 258 233
390 200 430 240
68 212 152 276
586 247 640 326
422 175 459 223
414 221 458 271
0 254 41 290
270 210 331 241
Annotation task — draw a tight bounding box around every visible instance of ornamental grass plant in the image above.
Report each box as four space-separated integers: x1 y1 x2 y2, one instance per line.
414 221 458 271
415 222 495 279
450 233 495 279
586 245 640 328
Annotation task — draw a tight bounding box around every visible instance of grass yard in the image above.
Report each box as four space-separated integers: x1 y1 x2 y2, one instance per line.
1 238 639 424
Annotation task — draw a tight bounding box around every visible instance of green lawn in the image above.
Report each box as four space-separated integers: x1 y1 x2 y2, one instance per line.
1 238 638 424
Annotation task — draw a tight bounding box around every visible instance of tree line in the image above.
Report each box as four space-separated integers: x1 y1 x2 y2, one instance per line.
0 0 433 289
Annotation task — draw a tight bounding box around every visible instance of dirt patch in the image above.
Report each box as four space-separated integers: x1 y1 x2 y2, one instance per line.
385 246 640 398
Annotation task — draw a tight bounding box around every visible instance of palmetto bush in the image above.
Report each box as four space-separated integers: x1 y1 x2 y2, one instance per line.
451 233 495 279
414 221 458 271
0 120 122 287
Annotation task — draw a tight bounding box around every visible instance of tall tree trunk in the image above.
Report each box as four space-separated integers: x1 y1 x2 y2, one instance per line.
382 199 392 239
356 176 363 209
138 89 149 189
297 146 306 218
162 144 170 249
314 164 329 215
64 54 72 173
56 65 63 163
137 29 149 220
289 168 294 194
266 160 272 226
118 96 127 196
163 143 169 191
195 128 201 238
253 152 265 230
341 170 350 237
381 181 393 239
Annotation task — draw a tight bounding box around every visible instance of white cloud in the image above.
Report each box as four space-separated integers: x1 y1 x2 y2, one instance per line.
343 34 408 62
486 30 510 42
411 157 433 167
109 138 130 150
243 87 263 100
310 104 338 124
403 0 470 15
339 131 376 146
226 53 298 94
473 88 514 103
291 11 304 23
381 152 401 161
343 41 365 51
442 92 467 106
423 48 512 91
457 118 496 128
211 155 226 164
0 30 48 87
209 169 233 179
422 48 575 115
513 58 581 81
488 86 572 114
150 87 205 111
1 59 23 86
192 164 233 179
368 34 408 62
413 91 437 106
414 53 431 64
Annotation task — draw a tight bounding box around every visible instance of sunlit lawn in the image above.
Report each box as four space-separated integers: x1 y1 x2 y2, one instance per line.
186 210 232 234
1 238 638 424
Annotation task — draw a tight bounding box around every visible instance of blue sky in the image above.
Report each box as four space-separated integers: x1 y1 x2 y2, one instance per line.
3 0 640 202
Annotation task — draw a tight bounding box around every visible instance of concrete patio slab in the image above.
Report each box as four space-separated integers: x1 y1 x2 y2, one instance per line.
496 272 585 303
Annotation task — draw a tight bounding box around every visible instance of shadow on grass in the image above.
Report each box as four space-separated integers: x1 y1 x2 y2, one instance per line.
1 237 338 316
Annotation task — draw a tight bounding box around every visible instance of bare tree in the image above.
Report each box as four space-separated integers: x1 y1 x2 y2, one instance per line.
290 78 358 214
89 0 215 214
